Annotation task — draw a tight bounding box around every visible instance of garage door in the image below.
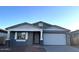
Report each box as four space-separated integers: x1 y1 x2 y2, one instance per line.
44 33 66 45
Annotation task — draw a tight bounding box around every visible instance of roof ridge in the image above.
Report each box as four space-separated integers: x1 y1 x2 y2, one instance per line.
32 21 53 26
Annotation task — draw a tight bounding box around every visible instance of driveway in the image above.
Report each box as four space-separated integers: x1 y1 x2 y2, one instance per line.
0 45 79 52
44 45 79 52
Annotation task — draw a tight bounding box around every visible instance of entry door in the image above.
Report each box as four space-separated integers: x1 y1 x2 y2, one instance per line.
33 32 40 44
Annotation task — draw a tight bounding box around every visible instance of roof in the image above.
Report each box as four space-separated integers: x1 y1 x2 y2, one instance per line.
32 21 53 28
71 30 79 33
5 21 70 31
33 21 70 31
6 22 30 30
6 22 40 30
0 29 7 33
50 25 70 31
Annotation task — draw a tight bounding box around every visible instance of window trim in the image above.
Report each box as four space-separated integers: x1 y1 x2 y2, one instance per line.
15 32 28 41
16 40 26 41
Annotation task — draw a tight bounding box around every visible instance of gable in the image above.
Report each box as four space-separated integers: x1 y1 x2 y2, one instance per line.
6 23 41 31
6 21 70 31
32 21 52 28
32 21 70 31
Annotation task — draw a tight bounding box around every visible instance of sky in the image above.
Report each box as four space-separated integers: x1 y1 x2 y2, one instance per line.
0 6 79 31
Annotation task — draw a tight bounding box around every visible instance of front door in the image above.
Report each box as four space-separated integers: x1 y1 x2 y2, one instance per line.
33 32 40 44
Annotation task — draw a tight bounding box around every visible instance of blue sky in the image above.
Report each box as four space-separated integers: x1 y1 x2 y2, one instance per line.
0 6 79 31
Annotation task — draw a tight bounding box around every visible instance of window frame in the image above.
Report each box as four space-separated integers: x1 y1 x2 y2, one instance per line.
15 32 28 41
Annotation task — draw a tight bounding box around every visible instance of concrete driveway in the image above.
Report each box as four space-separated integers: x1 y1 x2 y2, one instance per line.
1 45 79 52
44 46 79 52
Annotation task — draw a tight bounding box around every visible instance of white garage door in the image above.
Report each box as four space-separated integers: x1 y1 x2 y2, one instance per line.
44 33 66 45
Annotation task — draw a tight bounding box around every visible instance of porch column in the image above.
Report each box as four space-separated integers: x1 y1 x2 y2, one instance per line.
15 32 17 39
40 30 43 40
7 31 10 40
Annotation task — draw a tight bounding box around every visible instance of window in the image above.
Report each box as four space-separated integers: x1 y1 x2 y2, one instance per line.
16 32 28 40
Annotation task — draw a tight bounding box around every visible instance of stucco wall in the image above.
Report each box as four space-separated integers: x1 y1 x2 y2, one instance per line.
66 33 71 45
26 32 33 45
71 33 79 45
0 32 7 38
9 32 34 46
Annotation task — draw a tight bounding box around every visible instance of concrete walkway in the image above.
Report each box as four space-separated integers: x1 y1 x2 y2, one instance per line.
44 46 79 52
10 45 46 52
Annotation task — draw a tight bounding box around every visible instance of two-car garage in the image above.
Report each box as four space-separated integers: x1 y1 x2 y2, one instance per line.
43 33 67 45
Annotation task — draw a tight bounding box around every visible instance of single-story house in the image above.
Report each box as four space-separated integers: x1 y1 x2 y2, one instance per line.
6 21 70 47
71 30 79 45
0 29 7 45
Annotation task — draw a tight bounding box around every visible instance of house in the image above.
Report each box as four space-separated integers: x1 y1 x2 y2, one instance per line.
0 29 7 45
6 21 70 47
71 30 79 45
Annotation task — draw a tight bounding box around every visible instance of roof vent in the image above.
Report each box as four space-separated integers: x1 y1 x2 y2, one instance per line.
38 23 43 26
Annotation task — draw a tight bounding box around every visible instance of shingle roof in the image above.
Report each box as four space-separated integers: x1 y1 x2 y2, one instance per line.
6 22 40 30
71 30 79 33
32 21 70 31
0 29 7 33
5 21 70 31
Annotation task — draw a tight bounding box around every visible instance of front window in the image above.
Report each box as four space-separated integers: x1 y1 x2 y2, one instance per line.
16 32 28 40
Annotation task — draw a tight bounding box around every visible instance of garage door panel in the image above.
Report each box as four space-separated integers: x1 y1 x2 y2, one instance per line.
44 33 66 45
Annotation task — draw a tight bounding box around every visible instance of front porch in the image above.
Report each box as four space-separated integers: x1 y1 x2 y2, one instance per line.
0 45 46 52
7 31 43 47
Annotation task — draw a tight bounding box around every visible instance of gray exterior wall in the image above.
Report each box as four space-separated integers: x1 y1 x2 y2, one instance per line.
66 32 71 45
70 32 79 45
26 32 33 45
9 32 34 46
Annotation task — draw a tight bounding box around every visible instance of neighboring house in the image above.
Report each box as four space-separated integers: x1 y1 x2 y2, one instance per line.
6 21 70 47
0 29 7 45
71 30 79 45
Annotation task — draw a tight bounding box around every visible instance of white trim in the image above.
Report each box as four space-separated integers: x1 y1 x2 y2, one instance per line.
6 31 10 40
16 40 26 41
25 32 28 39
15 32 17 39
40 30 43 40
8 29 42 31
15 32 28 41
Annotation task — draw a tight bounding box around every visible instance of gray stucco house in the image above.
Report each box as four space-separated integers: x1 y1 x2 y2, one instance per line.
6 21 70 47
71 30 79 45
0 29 7 45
